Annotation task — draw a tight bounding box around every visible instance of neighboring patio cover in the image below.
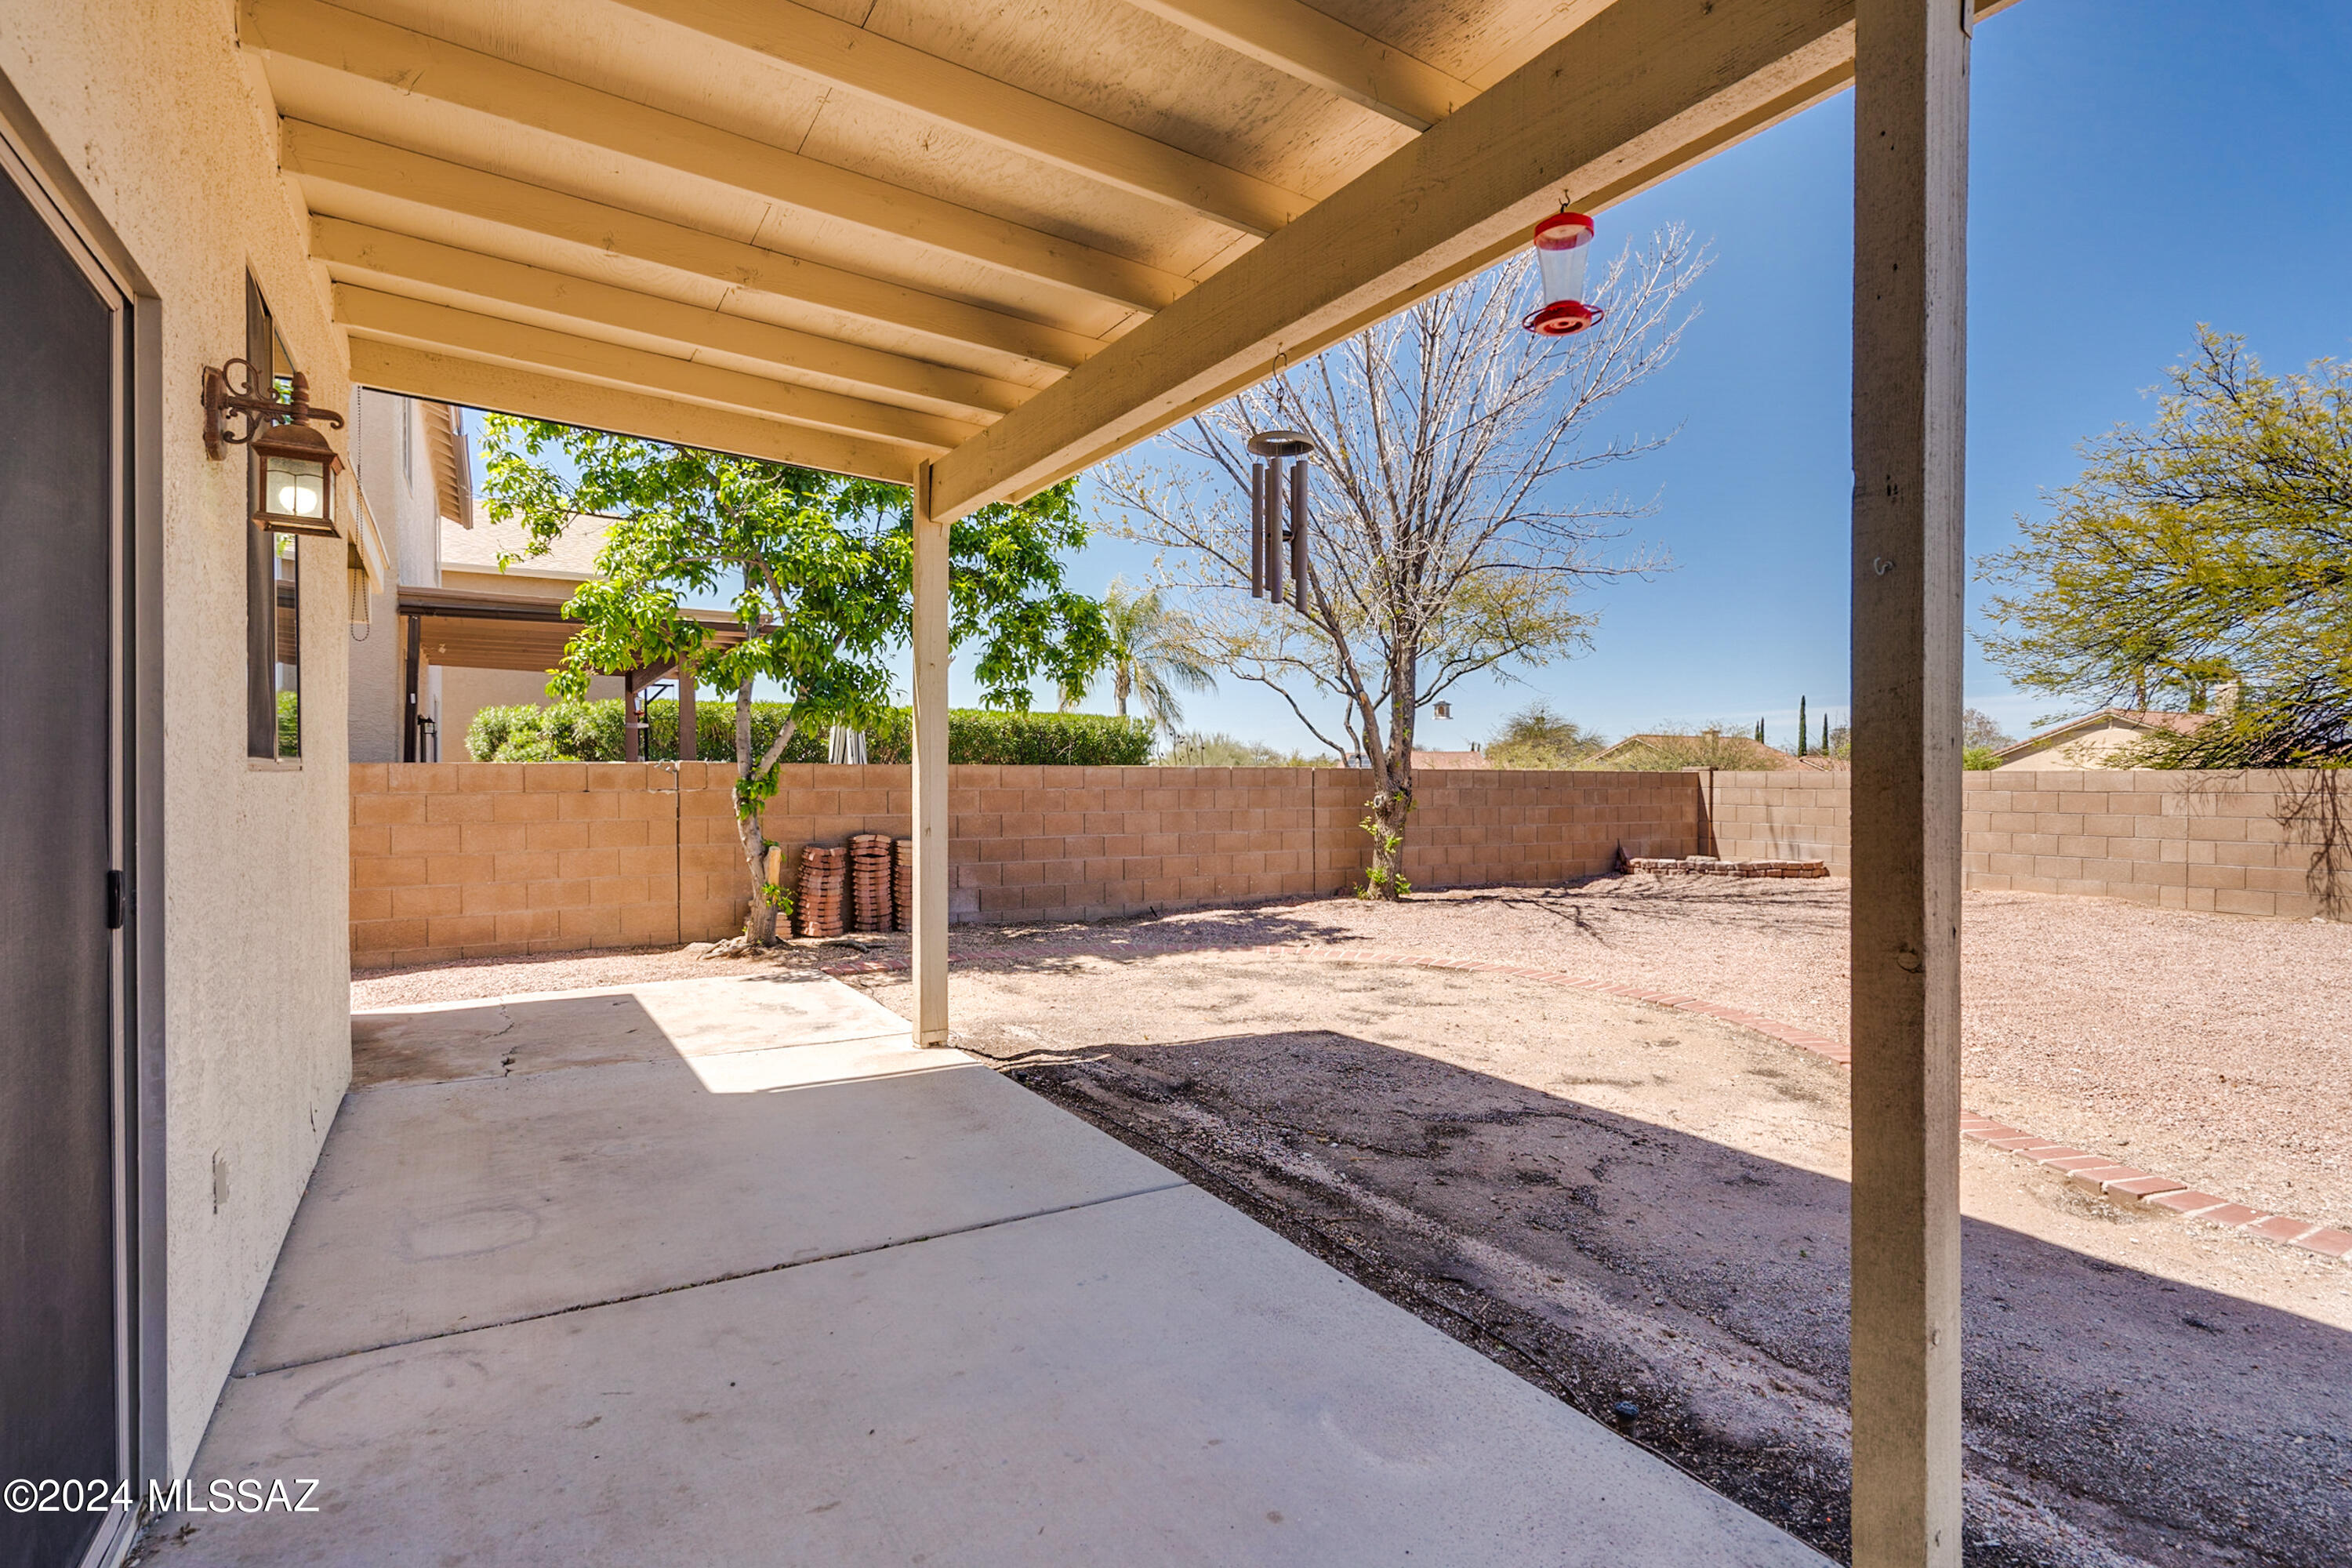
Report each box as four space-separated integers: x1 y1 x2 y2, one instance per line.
395 585 748 760
239 3 2011 1559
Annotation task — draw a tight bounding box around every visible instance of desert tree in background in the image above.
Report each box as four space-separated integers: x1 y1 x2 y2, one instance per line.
1485 701 1607 768
1980 329 2352 768
1102 227 1706 896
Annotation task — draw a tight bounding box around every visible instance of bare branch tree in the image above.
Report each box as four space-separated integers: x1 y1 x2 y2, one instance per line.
1101 226 1707 895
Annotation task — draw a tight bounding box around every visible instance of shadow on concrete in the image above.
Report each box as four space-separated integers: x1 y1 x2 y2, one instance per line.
976 1018 2349 1568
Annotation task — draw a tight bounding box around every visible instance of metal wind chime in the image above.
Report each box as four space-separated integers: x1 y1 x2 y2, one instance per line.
1246 430 1316 612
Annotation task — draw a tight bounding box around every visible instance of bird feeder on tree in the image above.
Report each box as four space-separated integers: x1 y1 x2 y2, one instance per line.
1522 209 1602 336
1247 430 1316 612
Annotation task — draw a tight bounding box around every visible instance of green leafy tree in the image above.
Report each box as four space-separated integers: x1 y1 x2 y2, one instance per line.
1486 701 1606 768
1980 329 2352 766
1060 577 1213 731
478 418 1109 943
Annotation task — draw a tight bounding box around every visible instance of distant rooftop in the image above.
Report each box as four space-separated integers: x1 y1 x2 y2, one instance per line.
441 507 616 582
1995 708 2217 762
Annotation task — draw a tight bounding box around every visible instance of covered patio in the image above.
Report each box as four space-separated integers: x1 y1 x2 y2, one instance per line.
156 974 1821 1565
0 0 1996 1563
393 586 750 761
272 0 1984 1559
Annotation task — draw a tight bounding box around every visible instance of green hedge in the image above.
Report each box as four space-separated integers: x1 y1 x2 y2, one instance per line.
467 699 1152 767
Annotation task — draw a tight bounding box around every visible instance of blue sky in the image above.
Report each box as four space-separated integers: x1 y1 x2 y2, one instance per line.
1029 0 2352 755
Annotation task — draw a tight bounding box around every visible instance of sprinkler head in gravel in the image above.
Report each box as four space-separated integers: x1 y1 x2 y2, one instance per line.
1611 1400 1640 1420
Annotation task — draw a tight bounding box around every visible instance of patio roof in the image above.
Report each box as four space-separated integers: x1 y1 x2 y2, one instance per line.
395 584 749 673
244 0 2013 517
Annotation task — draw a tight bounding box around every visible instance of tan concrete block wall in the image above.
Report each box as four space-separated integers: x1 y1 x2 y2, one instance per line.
1706 768 2344 920
353 764 1710 962
1704 771 1854 873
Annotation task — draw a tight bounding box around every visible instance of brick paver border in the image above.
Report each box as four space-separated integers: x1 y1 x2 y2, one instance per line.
818 942 2350 1265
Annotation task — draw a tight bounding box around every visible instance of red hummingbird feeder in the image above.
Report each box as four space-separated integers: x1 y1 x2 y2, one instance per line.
1522 209 1602 336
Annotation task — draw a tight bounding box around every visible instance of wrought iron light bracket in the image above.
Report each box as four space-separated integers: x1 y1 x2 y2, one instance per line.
201 359 343 460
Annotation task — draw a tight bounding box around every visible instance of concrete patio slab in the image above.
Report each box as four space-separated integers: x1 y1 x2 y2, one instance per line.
347 971 912 1087
158 977 1826 1566
243 1020 1178 1374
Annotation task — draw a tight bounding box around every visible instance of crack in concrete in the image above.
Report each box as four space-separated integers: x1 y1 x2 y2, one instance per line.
234 1178 1189 1381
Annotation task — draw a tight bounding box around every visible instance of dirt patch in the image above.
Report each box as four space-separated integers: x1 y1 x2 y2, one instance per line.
837 946 2350 1568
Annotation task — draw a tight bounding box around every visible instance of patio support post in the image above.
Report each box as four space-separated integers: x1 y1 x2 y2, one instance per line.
677 659 696 761
910 461 950 1046
1849 2 1969 1566
622 669 641 763
402 612 422 763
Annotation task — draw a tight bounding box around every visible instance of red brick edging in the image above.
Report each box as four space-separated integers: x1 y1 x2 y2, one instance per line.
818 945 2351 1264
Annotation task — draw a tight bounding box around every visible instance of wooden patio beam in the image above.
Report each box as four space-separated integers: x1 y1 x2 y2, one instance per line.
1121 0 1474 132
240 0 1188 315
349 339 921 485
928 0 2024 522
282 122 1102 376
613 0 1308 237
310 220 1025 423
335 285 978 452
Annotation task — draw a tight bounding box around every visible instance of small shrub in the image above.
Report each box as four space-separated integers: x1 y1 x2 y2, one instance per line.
944 710 1153 765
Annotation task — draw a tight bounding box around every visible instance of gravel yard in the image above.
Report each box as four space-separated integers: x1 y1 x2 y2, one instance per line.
355 877 2352 1232
930 877 2352 1232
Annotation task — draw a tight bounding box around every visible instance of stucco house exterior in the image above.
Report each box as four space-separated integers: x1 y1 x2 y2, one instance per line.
1994 708 2216 770
345 391 468 761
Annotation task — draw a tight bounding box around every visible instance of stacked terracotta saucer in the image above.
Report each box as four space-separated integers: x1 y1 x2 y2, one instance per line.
794 844 847 938
849 833 895 933
893 840 914 931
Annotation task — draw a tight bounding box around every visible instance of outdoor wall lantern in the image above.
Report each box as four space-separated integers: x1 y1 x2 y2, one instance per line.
1522 209 1602 336
201 359 347 537
1247 429 1316 612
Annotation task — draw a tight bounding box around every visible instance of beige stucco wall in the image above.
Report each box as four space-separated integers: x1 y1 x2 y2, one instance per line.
1997 724 2143 771
3 0 354 1474
348 389 441 764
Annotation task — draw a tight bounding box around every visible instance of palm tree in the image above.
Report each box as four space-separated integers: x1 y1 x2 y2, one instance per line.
1062 579 1214 731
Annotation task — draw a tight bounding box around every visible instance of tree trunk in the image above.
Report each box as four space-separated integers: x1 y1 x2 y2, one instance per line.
735 679 779 945
1359 666 1414 899
1363 774 1411 899
1115 662 1130 718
